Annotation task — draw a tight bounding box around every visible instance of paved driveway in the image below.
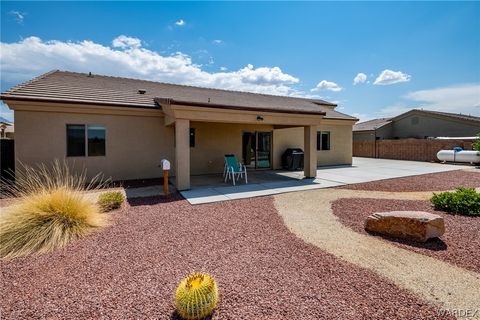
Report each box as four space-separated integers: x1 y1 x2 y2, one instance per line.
178 158 463 204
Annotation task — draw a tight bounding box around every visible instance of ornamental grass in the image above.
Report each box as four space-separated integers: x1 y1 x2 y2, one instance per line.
0 161 108 259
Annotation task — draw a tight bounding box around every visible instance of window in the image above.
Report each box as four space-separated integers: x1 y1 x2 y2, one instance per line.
316 131 331 151
66 124 106 157
67 125 86 157
87 125 106 156
189 128 195 148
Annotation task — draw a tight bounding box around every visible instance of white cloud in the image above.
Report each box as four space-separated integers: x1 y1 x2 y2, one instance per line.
353 73 367 85
175 19 185 26
375 84 480 118
212 40 223 45
9 11 25 24
112 35 142 49
0 36 301 96
219 66 228 71
311 80 343 92
404 84 480 115
374 69 411 85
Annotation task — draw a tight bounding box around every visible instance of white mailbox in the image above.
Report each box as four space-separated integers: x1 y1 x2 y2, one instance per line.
161 159 171 170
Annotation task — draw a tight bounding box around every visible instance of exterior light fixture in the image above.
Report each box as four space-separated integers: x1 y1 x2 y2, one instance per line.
257 116 264 121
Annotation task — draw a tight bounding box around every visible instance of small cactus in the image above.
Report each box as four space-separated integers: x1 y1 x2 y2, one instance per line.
175 272 219 320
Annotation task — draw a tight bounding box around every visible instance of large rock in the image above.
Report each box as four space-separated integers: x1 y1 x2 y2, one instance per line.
364 211 445 242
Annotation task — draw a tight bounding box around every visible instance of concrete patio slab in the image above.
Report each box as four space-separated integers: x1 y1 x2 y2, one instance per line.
180 188 229 204
179 158 464 204
180 178 344 203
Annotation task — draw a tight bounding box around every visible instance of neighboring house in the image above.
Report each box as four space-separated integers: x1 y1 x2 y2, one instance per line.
353 109 480 141
0 70 357 190
0 118 14 139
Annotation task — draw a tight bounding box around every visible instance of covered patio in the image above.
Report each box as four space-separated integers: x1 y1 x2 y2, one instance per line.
156 97 325 191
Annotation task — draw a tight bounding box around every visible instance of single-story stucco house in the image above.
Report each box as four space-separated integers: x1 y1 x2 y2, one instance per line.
0 70 357 190
353 109 480 141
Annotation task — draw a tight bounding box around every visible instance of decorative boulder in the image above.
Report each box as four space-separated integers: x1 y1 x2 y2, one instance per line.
365 211 445 242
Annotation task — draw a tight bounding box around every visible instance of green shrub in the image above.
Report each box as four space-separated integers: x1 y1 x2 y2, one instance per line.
431 187 480 216
473 133 480 154
97 191 125 212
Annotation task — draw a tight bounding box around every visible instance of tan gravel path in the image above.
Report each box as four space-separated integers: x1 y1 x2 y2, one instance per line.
274 189 480 319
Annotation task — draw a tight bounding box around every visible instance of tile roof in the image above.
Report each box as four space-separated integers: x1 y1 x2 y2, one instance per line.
406 109 480 123
0 123 14 133
353 118 392 131
353 108 480 132
1 70 357 120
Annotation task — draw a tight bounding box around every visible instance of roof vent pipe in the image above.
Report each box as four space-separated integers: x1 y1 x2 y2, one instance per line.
88 72 93 77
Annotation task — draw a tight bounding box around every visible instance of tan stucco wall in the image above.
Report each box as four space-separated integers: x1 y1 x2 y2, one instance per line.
273 123 353 169
14 110 174 181
11 103 353 181
190 122 274 175
354 114 480 141
392 114 480 138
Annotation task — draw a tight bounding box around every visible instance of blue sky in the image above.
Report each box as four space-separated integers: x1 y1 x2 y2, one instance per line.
1 1 479 122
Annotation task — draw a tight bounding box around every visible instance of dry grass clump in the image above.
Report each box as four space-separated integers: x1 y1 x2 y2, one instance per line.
0 161 108 259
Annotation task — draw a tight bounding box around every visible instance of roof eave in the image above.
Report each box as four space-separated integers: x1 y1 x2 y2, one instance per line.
391 109 480 124
155 97 327 116
0 94 158 110
353 129 375 132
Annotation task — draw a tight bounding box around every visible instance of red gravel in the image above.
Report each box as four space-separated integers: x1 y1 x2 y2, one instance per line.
332 198 480 273
338 169 480 192
1 195 451 319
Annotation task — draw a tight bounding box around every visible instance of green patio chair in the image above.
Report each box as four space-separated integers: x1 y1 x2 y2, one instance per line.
224 154 248 185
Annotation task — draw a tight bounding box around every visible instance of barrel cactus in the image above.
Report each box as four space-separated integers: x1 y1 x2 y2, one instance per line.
175 272 219 320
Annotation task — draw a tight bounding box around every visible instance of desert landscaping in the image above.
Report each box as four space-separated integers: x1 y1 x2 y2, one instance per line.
1 165 479 319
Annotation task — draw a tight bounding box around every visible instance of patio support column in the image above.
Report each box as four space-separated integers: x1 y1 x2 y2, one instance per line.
175 119 190 190
304 125 317 178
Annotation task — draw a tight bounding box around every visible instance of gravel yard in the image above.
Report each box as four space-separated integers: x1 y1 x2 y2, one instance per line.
332 198 480 273
0 194 450 320
339 169 480 192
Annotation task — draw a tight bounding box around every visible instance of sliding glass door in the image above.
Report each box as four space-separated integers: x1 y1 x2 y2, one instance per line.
256 132 272 168
242 131 272 169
